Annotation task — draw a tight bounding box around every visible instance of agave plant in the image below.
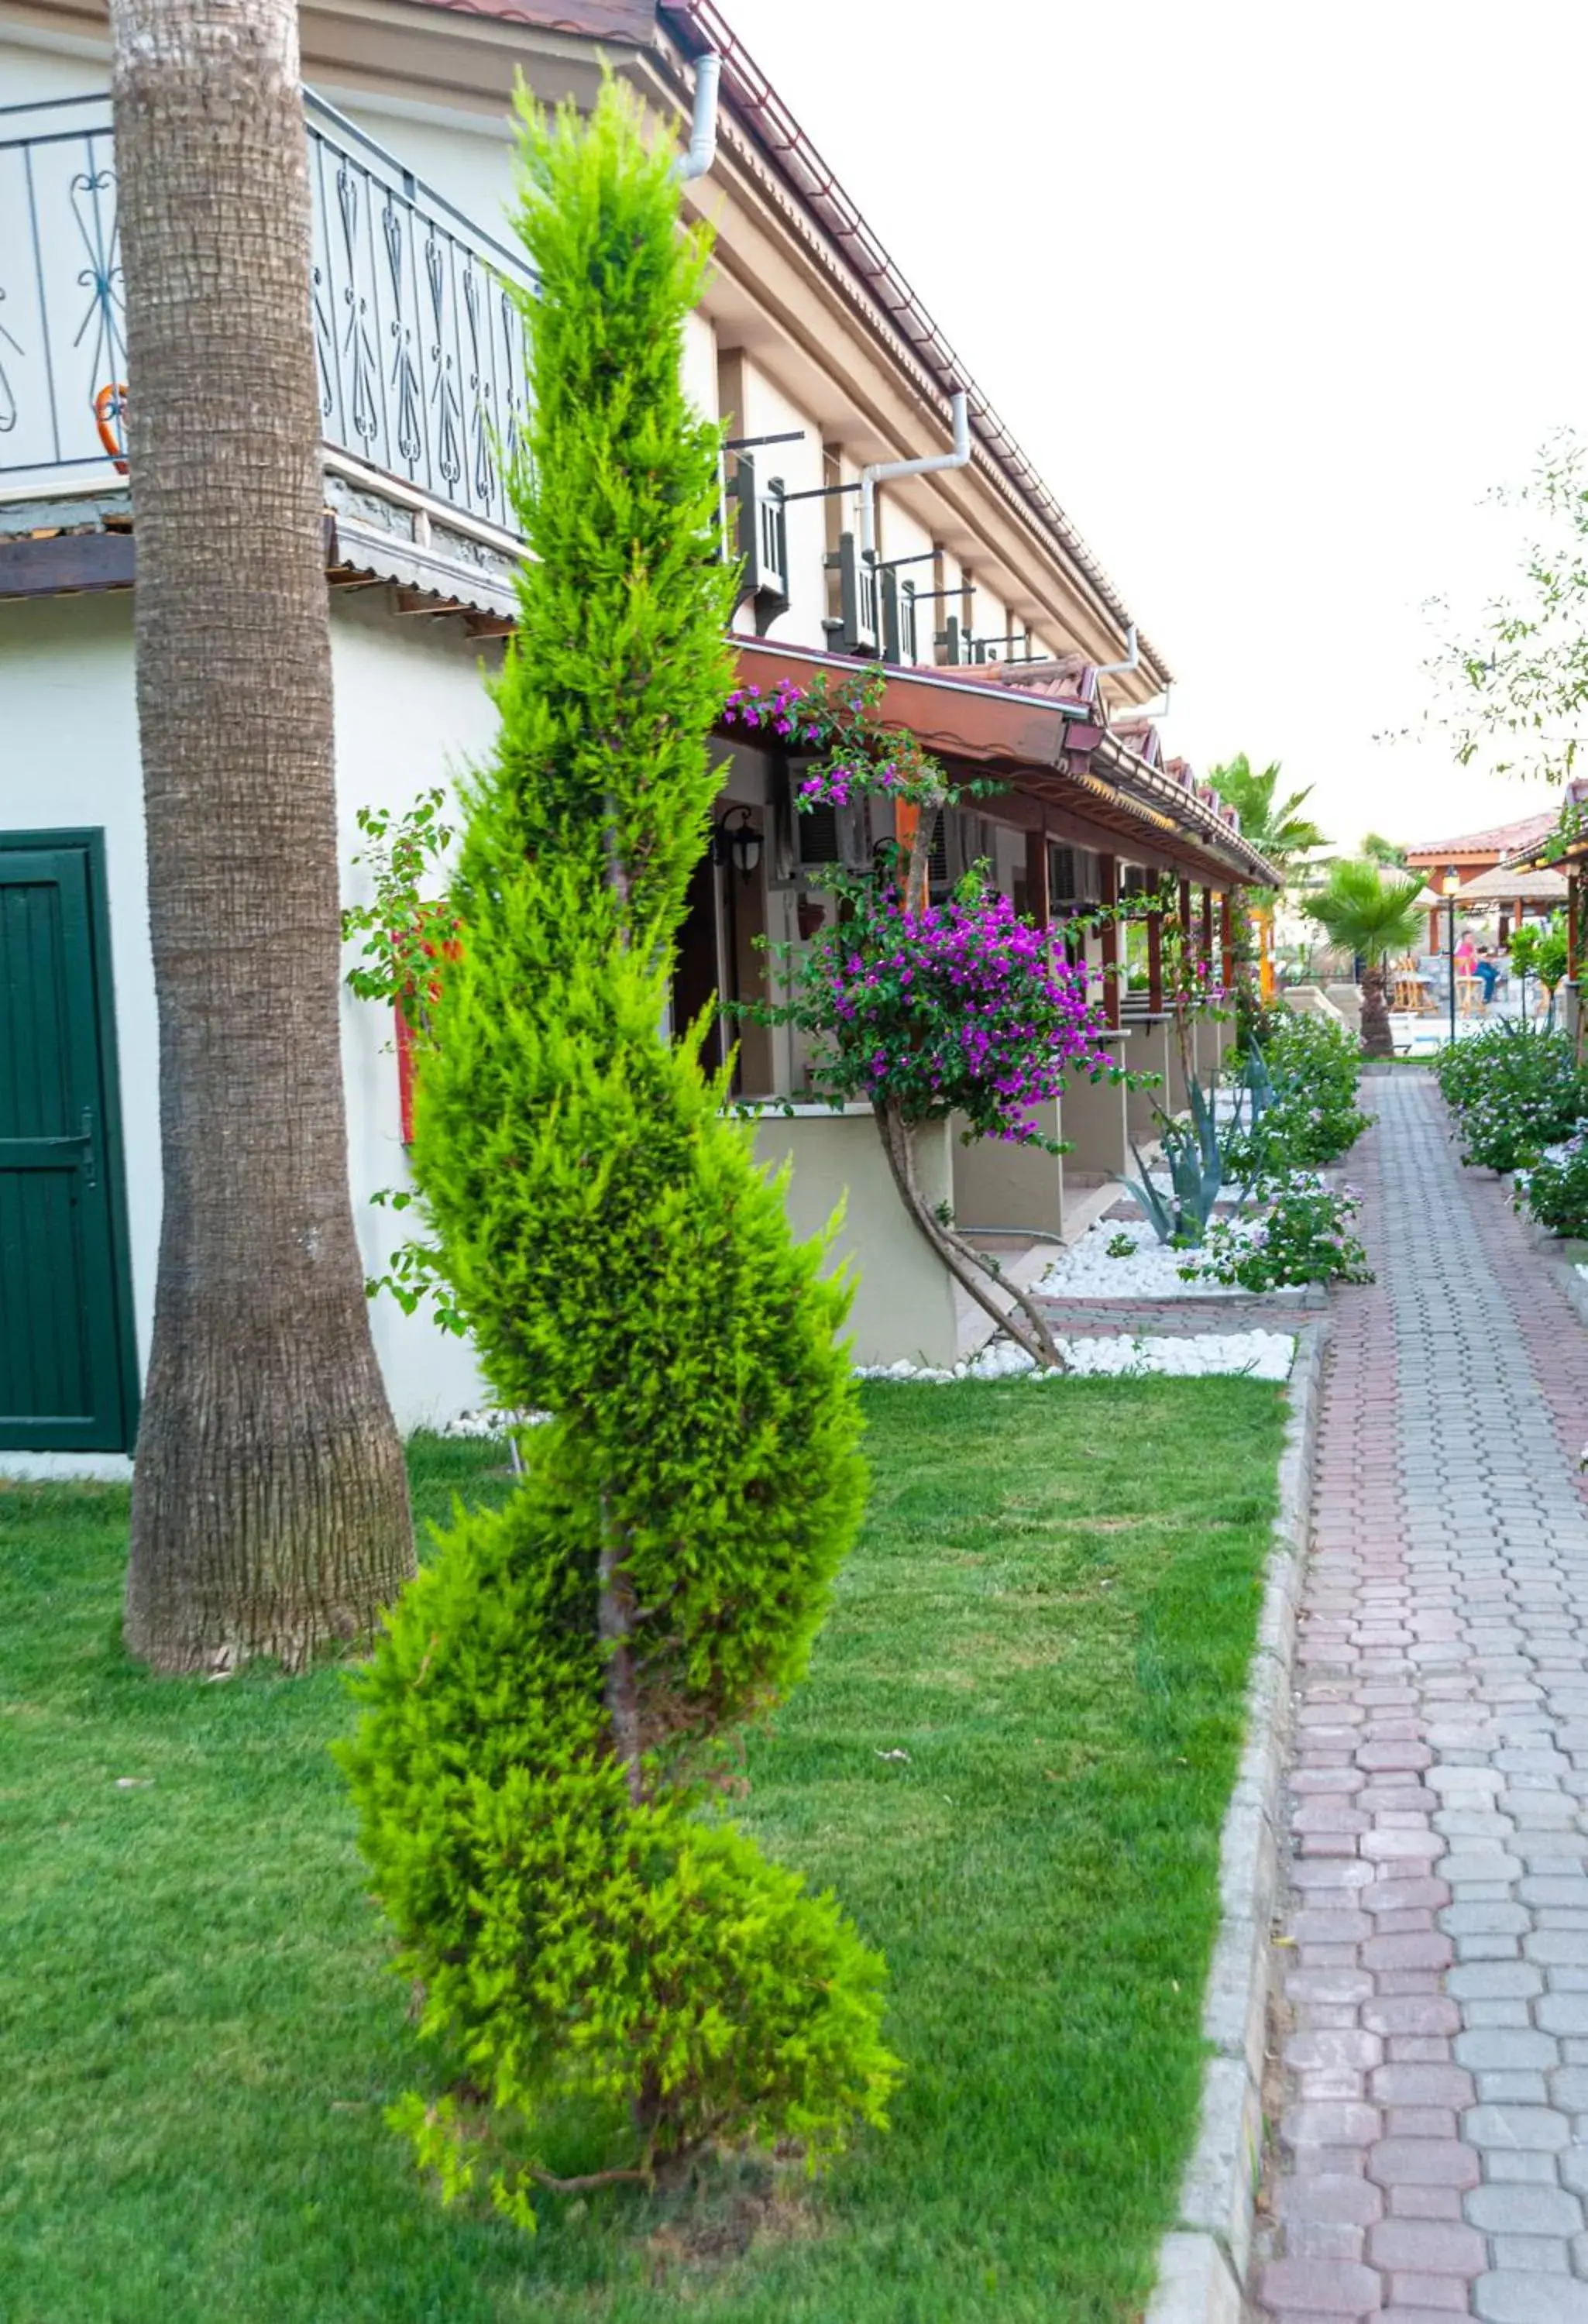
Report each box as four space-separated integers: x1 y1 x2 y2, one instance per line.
1115 1061 1265 1246
1243 1042 1277 1117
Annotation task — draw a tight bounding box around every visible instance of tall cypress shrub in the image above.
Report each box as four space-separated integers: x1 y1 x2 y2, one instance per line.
342 83 895 2217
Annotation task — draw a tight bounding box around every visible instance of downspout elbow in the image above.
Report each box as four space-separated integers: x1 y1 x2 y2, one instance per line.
1095 623 1139 681
674 52 720 184
859 388 971 557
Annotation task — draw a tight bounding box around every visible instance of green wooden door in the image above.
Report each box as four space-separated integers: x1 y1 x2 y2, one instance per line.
0 837 136 1451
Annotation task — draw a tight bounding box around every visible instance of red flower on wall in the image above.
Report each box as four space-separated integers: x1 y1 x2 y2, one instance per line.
394 913 462 1144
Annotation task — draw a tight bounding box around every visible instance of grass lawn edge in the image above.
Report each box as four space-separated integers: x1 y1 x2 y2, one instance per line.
1145 1318 1328 2324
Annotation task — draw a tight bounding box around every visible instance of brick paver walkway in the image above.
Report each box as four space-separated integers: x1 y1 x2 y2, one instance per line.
1260 1073 1588 2324
1034 1287 1328 1339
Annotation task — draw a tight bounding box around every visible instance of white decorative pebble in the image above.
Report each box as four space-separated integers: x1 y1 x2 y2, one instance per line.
441 1407 549 1438
855 1331 1297 1385
1033 1214 1255 1299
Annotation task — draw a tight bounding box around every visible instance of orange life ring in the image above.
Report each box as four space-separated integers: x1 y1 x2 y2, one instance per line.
95 382 129 473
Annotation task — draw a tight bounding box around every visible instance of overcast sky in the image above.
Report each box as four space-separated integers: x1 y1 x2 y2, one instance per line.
724 0 1586 857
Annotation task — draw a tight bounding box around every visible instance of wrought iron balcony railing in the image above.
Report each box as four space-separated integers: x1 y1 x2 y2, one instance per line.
0 89 536 537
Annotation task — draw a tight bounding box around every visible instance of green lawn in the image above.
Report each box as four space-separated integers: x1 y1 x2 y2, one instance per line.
0 1378 1286 2323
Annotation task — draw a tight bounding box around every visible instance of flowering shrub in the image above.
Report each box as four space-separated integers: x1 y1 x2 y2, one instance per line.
1184 1176 1372 1291
730 664 1113 1370
1517 1128 1588 1239
724 672 944 818
1435 1022 1588 1171
762 883 1116 1146
1225 1010 1370 1178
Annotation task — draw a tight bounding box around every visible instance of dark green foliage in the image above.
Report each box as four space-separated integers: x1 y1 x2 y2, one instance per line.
1225 1009 1371 1177
1518 1129 1588 1238
342 83 889 2217
1435 1020 1588 1171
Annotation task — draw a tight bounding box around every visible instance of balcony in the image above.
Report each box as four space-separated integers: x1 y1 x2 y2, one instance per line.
0 90 535 542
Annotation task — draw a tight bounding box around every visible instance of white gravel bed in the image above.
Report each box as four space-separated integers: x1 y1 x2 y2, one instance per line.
857 1329 1297 1385
1033 1214 1256 1299
442 1407 549 1437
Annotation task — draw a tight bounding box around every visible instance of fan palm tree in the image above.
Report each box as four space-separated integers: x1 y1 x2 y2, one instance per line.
1206 754 1329 882
1304 861 1426 1058
1208 755 1330 1003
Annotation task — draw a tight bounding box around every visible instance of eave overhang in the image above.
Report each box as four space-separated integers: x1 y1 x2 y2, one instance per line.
725 639 1279 890
1502 781 1588 873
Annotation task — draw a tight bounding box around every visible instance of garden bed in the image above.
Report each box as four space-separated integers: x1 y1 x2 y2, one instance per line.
1034 1212 1301 1301
2 1389 1287 2324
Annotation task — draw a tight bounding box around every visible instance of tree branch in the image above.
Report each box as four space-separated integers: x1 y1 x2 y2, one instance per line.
598 1498 644 1806
874 1100 1068 1371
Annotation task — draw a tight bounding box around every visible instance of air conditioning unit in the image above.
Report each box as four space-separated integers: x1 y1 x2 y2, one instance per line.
1049 844 1101 908
770 761 871 887
927 808 994 899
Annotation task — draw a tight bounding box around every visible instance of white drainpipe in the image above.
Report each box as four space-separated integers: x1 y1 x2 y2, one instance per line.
858 390 971 558
675 53 722 183
1095 623 1139 680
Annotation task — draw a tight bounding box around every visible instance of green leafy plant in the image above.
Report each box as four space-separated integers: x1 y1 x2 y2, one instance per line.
341 81 897 2227
341 789 455 1010
1225 1012 1371 1177
1430 429 1588 788
1435 1019 1588 1171
1518 1128 1588 1238
1537 911 1571 1027
1116 1068 1245 1247
1509 920 1543 988
1184 1177 1372 1291
1360 832 1408 867
342 793 467 1332
1105 1231 1136 1259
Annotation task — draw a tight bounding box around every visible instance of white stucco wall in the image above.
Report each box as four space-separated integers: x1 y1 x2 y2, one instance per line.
875 496 937 665
971 574 1010 661
0 33 108 105
0 583 507 1456
328 588 500 1431
682 308 719 426
331 97 518 252
720 360 827 651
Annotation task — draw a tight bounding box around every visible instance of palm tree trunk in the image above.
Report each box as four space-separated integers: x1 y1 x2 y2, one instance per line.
1359 961 1394 1059
114 0 413 1673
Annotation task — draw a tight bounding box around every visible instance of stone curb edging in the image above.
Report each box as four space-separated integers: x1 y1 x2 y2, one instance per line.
1514 1204 1588 1335
1144 1317 1329 2324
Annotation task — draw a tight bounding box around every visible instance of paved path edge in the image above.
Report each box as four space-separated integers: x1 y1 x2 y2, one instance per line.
1517 1206 1588 1334
1146 1318 1329 2324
